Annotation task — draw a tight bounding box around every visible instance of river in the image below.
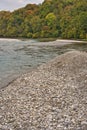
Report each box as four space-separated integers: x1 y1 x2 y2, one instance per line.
0 38 87 88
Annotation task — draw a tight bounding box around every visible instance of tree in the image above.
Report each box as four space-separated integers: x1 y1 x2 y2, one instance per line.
0 0 87 40
45 13 56 27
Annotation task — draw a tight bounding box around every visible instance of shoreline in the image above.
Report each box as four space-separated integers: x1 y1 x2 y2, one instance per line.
56 39 87 43
0 51 87 129
0 37 87 43
0 38 87 89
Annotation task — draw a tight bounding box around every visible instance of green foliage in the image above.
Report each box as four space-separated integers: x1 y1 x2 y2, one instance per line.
0 0 87 39
45 13 56 26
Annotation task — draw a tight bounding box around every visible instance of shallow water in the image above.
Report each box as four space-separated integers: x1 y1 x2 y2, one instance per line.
0 38 87 88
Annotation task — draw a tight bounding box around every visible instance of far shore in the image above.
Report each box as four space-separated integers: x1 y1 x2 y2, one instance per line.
0 38 87 47
0 37 87 42
27 39 87 46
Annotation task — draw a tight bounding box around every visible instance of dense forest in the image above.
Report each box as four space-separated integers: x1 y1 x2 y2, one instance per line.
0 0 87 40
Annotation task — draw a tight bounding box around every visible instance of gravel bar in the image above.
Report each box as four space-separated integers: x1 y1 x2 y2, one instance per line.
0 51 87 130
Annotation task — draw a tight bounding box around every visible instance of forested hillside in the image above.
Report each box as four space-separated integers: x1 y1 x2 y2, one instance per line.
0 0 87 39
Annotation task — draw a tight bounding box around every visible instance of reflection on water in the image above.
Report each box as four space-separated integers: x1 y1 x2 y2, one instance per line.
0 38 87 88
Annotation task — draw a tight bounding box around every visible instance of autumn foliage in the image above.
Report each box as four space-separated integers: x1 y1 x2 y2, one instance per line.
0 0 87 39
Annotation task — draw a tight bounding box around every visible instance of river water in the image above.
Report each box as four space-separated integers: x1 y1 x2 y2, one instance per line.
0 38 87 88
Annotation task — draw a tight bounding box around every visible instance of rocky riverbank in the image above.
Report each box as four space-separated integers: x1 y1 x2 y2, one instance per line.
0 51 87 130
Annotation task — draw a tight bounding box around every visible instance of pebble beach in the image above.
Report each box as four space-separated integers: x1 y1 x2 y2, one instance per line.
0 51 87 130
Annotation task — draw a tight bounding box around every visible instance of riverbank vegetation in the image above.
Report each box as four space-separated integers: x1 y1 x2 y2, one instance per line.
0 0 87 40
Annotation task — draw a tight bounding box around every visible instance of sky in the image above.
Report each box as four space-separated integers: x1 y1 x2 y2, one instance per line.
0 0 44 11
